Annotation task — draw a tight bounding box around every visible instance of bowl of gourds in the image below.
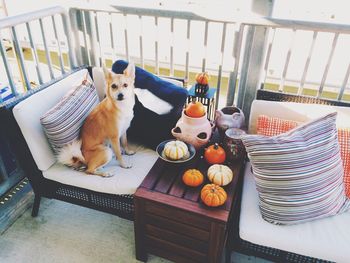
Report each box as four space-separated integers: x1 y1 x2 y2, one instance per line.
156 139 196 163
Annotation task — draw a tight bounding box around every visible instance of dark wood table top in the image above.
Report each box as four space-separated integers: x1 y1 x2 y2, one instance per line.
135 151 245 224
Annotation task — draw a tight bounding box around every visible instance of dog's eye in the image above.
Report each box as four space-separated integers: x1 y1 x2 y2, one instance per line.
111 84 117 89
123 83 128 88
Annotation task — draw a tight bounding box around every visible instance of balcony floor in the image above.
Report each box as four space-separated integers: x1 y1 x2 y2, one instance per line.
0 197 271 263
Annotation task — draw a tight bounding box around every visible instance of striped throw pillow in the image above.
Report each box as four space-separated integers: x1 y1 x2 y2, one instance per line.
257 115 350 198
41 78 99 153
242 112 350 225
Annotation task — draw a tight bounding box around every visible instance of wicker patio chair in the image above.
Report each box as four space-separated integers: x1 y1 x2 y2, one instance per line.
0 66 184 221
228 89 350 263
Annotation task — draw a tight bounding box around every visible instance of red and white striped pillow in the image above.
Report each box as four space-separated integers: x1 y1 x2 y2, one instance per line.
243 113 350 225
257 115 350 198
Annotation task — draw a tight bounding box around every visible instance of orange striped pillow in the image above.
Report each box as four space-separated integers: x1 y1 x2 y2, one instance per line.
257 115 350 198
338 129 350 197
257 115 299 136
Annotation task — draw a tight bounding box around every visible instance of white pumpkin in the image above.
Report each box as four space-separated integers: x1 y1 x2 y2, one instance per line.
164 140 189 160
207 164 233 186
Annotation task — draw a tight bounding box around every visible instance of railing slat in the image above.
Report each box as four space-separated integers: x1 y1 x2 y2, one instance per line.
39 18 54 79
0 35 17 95
138 15 144 69
89 11 100 67
109 13 117 63
298 31 318 95
201 21 209 72
94 12 104 66
51 15 65 74
262 27 276 85
279 29 296 91
170 18 174 76
124 14 130 62
318 32 339 98
26 22 43 84
155 17 159 75
63 11 77 68
226 71 236 107
185 19 191 81
338 62 350 100
69 9 83 66
11 26 31 90
226 24 244 106
215 23 227 110
80 11 91 65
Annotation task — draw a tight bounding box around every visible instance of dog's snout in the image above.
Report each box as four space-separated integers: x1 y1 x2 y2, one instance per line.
117 93 124 101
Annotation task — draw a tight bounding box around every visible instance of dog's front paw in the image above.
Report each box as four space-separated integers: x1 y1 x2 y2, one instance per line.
125 149 135 156
120 162 133 169
102 171 115 178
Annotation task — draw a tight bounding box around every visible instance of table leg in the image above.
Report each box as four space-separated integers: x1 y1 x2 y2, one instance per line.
134 198 148 262
208 222 226 263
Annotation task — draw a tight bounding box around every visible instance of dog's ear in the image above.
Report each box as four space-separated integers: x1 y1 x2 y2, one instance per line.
124 62 135 79
103 66 112 83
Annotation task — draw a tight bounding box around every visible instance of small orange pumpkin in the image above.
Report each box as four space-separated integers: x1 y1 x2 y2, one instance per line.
201 184 227 207
182 169 204 187
204 143 226 164
185 101 206 118
196 72 210 85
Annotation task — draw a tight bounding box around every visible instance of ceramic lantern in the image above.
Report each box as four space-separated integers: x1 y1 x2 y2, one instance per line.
172 110 214 149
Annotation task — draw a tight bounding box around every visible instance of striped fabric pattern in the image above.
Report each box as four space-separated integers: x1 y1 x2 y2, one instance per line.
242 112 350 225
257 115 350 198
41 79 99 153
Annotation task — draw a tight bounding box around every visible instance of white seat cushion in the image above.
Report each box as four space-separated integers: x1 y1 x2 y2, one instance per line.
240 162 350 262
13 69 90 171
43 144 158 195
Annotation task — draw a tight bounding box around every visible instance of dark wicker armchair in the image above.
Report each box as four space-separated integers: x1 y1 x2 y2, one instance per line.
0 68 134 220
0 66 185 221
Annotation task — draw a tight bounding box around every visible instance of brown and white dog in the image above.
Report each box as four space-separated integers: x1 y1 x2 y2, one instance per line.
58 63 136 177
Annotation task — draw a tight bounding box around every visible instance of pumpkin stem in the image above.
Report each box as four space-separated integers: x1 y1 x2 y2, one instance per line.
214 143 219 150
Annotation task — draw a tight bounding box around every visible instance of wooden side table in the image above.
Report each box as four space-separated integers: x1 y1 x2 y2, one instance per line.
134 154 245 263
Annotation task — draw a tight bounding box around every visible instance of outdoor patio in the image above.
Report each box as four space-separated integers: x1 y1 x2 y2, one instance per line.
1 1 350 263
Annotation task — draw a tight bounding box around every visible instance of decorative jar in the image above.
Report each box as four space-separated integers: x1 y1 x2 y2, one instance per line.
223 128 246 162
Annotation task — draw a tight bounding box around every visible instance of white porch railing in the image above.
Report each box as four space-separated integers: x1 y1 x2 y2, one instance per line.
68 5 243 110
0 6 76 98
1 5 350 112
68 5 350 116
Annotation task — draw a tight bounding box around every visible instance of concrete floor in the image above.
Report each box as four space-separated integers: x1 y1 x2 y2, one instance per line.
0 198 271 263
